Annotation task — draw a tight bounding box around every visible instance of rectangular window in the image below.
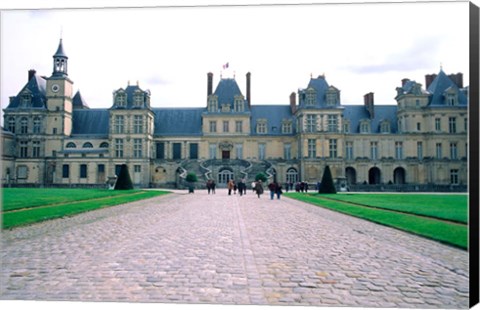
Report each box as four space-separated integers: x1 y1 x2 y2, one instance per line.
134 165 141 173
258 143 266 160
115 165 122 176
343 122 350 133
80 164 87 178
98 164 105 173
53 128 57 135
209 144 217 159
450 143 458 159
115 115 125 134
449 117 456 133
464 118 468 133
282 121 292 134
435 118 441 131
308 139 316 158
32 141 41 158
235 144 243 159
62 164 69 178
19 141 28 158
209 121 217 133
306 114 316 132
156 142 165 159
417 141 423 160
329 139 337 158
417 123 421 131
223 120 229 133
190 143 198 159
436 143 442 159
172 143 182 160
257 122 267 134
450 169 459 185
370 142 378 160
395 142 403 160
327 115 338 132
235 121 243 133
133 115 143 134
346 142 354 160
17 166 28 179
133 139 142 158
284 143 292 160
115 139 124 158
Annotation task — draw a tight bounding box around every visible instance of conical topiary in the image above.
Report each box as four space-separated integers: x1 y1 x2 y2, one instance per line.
114 164 134 190
318 165 337 194
255 173 267 183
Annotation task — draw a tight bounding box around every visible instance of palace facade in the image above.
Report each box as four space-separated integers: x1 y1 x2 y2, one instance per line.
1 40 469 191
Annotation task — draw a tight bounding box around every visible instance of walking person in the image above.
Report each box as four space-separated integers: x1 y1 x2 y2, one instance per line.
206 180 212 194
254 180 264 198
275 182 283 199
268 181 277 200
228 179 234 195
238 179 244 196
211 180 216 194
251 181 256 193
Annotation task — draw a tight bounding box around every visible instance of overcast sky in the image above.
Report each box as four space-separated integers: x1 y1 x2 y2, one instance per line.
0 0 471 117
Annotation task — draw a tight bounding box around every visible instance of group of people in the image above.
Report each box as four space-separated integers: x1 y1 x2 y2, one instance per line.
282 181 310 193
205 178 287 199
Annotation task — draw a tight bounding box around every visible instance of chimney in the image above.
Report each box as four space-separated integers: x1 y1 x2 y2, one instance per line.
246 72 251 108
28 69 36 81
207 72 213 96
364 92 374 119
290 92 297 114
448 73 463 88
425 74 437 90
401 78 410 87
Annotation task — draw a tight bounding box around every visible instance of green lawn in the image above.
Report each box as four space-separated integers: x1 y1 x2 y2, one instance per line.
2 188 170 229
285 193 468 250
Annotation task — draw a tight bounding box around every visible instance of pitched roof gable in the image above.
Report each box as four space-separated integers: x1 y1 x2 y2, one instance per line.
6 75 47 109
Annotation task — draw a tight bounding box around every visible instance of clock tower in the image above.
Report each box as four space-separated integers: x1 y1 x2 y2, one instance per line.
46 39 74 136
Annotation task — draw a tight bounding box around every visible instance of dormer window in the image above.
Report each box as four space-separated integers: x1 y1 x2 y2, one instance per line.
83 142 93 148
343 120 350 133
257 119 267 134
326 87 340 106
208 95 218 112
380 120 391 133
21 92 32 107
306 88 316 106
445 89 458 106
134 91 143 107
234 95 244 112
66 142 77 148
282 119 293 134
115 91 127 108
360 120 371 133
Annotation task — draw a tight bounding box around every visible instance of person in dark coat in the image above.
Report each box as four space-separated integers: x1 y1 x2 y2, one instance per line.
254 180 264 198
268 181 277 200
275 183 283 199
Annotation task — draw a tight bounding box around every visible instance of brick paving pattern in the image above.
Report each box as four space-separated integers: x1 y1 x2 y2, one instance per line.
0 190 469 307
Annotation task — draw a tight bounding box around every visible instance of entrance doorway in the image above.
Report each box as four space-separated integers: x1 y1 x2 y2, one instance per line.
222 150 230 159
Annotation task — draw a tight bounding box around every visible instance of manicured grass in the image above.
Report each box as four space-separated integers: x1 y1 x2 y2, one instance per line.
285 193 467 249
314 193 468 224
2 188 170 229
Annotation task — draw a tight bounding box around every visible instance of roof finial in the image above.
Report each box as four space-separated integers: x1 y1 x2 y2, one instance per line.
60 26 63 39
440 62 443 71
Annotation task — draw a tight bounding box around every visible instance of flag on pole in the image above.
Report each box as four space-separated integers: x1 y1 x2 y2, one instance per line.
223 62 229 70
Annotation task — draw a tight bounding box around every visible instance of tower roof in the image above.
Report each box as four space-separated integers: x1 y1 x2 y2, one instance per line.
53 39 68 58
427 70 468 106
213 78 245 108
72 90 90 109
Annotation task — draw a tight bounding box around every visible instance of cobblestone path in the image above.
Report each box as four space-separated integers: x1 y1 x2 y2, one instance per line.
0 190 469 307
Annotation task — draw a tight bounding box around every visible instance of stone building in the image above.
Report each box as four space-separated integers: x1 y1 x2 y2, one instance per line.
1 39 469 191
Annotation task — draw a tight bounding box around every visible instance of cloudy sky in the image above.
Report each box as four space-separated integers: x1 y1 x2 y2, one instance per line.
0 0 471 118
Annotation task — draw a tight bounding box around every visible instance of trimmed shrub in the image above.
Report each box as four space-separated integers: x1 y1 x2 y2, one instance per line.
114 164 134 190
186 172 198 183
318 165 337 194
255 173 267 183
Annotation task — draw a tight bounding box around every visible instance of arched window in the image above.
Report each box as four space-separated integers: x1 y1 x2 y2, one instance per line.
286 167 298 184
66 142 77 148
393 167 406 184
345 167 356 185
20 117 28 134
368 167 381 184
100 142 109 148
218 167 234 184
33 117 41 133
8 117 15 133
83 142 93 148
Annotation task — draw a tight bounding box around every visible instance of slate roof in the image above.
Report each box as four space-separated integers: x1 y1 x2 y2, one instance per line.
343 105 398 134
111 85 151 109
212 78 249 111
250 105 296 135
5 75 47 109
427 70 468 106
72 91 90 109
53 39 68 58
153 108 204 136
71 109 109 136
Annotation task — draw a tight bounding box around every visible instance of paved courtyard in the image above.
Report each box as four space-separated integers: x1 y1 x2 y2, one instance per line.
0 189 469 308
